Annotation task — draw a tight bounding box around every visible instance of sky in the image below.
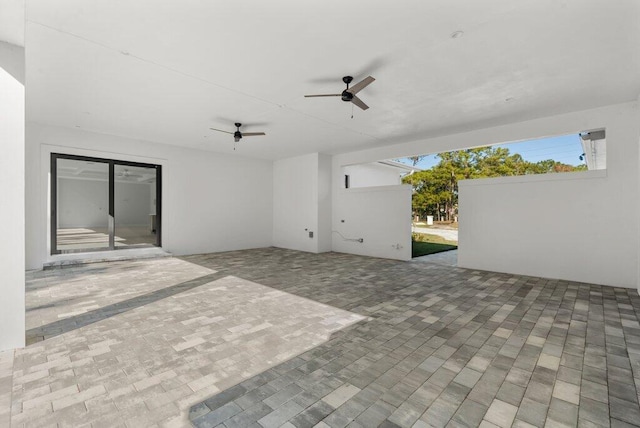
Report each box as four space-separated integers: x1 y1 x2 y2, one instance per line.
398 133 586 170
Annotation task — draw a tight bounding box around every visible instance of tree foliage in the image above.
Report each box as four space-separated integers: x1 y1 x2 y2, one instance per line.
403 147 587 220
407 155 426 166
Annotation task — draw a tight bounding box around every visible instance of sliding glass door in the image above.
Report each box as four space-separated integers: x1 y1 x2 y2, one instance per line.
114 164 159 249
54 157 110 252
51 154 161 254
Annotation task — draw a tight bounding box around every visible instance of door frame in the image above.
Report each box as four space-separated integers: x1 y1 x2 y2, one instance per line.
51 153 162 254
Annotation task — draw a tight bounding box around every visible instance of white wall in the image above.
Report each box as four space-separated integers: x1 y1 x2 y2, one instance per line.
343 162 402 188
57 178 151 228
0 41 25 351
57 178 109 228
272 152 333 254
637 93 640 293
26 124 273 269
335 102 639 289
317 154 332 252
458 171 622 285
333 185 412 261
56 179 152 248
114 181 152 226
458 103 638 288
273 153 319 253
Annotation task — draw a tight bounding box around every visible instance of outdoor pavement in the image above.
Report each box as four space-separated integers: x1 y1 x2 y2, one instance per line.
412 227 458 242
413 250 458 267
3 248 640 427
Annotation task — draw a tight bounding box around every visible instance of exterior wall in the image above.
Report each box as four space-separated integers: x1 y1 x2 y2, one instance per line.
581 135 606 170
335 102 639 289
0 41 25 351
273 153 319 253
343 162 402 188
26 124 273 269
332 185 412 261
457 103 638 288
458 170 621 285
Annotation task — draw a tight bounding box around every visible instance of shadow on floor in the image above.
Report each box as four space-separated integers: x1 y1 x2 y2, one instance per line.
26 271 227 344
181 248 640 428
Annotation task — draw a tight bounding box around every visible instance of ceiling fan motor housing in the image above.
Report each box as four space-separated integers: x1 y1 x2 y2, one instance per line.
341 76 354 101
341 91 354 102
304 74 372 110
210 121 265 143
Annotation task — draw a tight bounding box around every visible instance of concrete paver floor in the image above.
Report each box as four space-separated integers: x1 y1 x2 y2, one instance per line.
413 250 458 267
3 248 640 427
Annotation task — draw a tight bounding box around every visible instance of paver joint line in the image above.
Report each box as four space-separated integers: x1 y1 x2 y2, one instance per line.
8 248 640 428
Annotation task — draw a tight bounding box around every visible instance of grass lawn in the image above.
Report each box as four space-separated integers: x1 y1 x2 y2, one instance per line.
412 233 458 257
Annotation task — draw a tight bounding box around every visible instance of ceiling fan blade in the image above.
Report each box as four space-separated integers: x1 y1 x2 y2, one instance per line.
351 95 369 110
242 132 266 137
347 76 375 95
210 127 234 134
304 94 342 97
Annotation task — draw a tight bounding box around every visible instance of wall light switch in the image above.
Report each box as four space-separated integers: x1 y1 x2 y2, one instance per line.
308 231 314 238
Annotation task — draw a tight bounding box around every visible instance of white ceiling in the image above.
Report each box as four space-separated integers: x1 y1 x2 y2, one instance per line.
0 0 24 46
25 0 640 160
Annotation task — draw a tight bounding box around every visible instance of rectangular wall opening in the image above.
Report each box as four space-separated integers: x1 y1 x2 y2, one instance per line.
51 153 162 254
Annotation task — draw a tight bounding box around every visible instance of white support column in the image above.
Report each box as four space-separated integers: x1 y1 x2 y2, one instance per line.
637 94 640 296
0 41 26 351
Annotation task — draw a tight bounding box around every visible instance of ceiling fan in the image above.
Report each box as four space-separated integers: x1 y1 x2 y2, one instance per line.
209 122 266 143
117 169 143 179
305 75 375 110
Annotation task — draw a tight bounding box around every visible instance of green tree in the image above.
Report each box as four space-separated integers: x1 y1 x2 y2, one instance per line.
407 155 426 166
403 146 587 222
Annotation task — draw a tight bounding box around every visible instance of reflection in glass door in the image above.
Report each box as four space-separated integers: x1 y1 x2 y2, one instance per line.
114 164 158 248
51 154 161 254
54 158 110 253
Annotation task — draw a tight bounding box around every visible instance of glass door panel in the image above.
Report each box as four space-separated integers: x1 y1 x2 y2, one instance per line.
114 164 158 249
52 154 161 255
55 158 110 253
